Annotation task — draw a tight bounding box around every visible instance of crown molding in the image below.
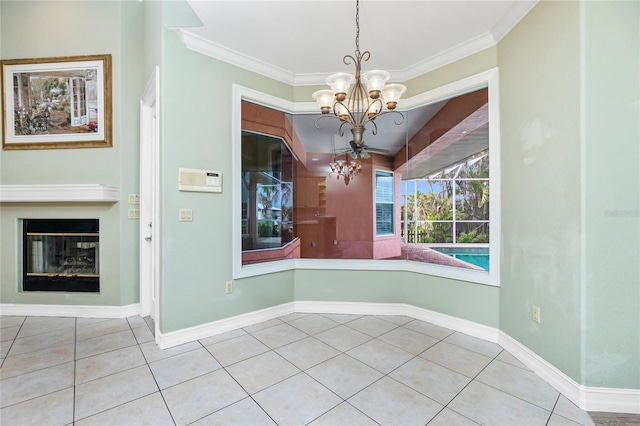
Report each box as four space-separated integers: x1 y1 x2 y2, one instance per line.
176 29 297 85
177 29 498 87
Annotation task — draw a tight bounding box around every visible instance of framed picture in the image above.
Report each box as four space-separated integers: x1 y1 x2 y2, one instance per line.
1 54 112 150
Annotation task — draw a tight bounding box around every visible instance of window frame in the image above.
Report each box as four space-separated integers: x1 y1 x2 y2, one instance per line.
375 169 395 237
232 67 500 286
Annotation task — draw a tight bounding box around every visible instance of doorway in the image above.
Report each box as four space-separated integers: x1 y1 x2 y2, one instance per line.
140 67 160 341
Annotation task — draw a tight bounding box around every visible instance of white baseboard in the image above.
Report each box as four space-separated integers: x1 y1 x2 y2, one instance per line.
4 300 637 414
498 331 640 414
156 302 295 349
0 303 140 318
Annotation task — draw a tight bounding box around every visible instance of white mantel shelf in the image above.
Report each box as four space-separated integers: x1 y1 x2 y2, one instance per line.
0 184 120 203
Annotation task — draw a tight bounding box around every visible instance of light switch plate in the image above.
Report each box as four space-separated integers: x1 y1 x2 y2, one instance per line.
179 208 193 222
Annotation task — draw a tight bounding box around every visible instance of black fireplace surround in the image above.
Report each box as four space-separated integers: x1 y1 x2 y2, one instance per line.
23 219 99 292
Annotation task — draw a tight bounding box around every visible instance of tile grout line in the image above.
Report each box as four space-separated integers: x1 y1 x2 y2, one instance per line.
135 316 178 426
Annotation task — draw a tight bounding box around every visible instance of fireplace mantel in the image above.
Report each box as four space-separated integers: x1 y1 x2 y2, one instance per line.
0 184 120 203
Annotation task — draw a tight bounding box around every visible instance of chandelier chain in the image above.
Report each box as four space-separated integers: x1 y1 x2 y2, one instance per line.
355 0 360 55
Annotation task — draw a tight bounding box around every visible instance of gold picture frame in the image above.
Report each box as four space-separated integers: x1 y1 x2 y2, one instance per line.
1 54 112 150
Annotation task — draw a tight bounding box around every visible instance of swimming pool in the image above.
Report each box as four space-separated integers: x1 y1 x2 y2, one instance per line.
433 247 490 271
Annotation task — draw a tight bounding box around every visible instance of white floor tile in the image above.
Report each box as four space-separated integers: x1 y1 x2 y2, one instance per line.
308 401 378 425
348 376 443 425
250 323 308 349
149 347 221 389
74 365 158 420
346 338 413 374
17 317 75 339
288 314 340 335
448 381 551 426
344 316 398 337
191 396 276 425
76 318 130 341
0 343 74 379
275 336 340 370
75 345 146 384
8 327 75 357
427 407 480 425
226 351 299 394
0 313 598 426
476 359 560 410
75 329 137 360
390 357 471 405
0 316 25 329
139 339 202 364
0 387 74 426
204 333 269 366
75 392 174 426
199 328 246 347
320 313 362 324
306 354 383 399
378 326 439 355
444 331 502 358
162 369 247 426
314 324 372 352
253 373 342 426
420 341 493 378
553 395 596 426
403 319 454 340
0 361 74 408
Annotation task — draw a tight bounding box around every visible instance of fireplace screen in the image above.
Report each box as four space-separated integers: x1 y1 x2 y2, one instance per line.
23 219 99 292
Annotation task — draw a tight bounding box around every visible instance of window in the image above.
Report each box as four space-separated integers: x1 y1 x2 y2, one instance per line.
241 131 295 256
233 67 500 285
375 170 395 236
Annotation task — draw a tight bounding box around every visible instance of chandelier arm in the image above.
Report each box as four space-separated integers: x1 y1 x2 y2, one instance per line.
375 110 406 126
314 114 341 130
369 119 378 136
337 120 349 137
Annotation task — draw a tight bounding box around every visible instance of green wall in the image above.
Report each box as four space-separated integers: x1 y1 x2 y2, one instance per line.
153 2 295 332
498 0 583 384
0 1 143 306
498 0 640 389
581 1 639 388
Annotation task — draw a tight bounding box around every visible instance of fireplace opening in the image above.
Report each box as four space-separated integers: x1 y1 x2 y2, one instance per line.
23 219 99 292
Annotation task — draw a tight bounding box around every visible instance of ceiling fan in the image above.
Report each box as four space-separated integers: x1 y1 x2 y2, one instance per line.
336 140 391 159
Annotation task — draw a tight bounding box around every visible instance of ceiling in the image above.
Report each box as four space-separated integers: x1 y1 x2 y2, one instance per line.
183 1 536 85
182 1 535 172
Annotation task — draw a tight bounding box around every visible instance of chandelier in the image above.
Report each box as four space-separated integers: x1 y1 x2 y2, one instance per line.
329 153 364 184
312 0 407 154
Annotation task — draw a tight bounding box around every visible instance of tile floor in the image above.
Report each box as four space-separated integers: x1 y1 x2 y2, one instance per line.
0 313 597 425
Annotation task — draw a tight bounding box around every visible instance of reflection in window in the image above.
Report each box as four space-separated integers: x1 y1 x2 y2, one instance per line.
241 131 295 256
237 83 495 278
402 150 490 270
375 170 395 236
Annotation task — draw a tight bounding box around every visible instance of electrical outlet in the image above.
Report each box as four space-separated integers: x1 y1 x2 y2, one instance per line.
128 194 140 204
225 281 233 293
532 305 541 323
179 208 193 222
128 209 139 219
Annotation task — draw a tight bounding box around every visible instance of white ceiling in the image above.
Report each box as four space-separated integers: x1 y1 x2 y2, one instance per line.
183 0 536 85
181 0 535 170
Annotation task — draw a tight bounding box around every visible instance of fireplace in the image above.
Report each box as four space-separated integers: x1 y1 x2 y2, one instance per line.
23 219 99 292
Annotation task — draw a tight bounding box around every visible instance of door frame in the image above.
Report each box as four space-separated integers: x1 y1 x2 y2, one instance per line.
139 66 161 341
